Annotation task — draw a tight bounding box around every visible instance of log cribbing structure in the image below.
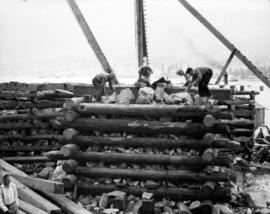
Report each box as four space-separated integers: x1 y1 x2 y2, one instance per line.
0 82 259 204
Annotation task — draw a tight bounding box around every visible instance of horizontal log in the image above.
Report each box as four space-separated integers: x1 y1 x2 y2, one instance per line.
56 118 229 137
203 115 254 129
67 167 232 183
218 99 255 106
0 134 63 141
3 156 50 163
78 103 233 119
46 151 232 167
0 89 73 100
37 89 73 100
13 174 64 194
63 133 240 150
0 100 64 110
0 145 60 152
19 199 49 214
0 122 49 129
233 109 253 119
232 91 259 96
232 129 253 137
235 104 255 110
0 112 60 121
203 133 241 149
0 91 33 100
77 184 231 201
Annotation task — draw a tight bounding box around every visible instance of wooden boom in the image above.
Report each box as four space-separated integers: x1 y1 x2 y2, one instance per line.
66 0 115 76
177 0 270 88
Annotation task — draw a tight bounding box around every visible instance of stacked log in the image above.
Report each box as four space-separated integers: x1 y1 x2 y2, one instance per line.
45 101 248 208
217 89 257 137
1 83 260 213
0 86 74 172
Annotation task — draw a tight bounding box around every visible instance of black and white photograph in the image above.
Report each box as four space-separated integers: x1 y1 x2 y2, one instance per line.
0 0 270 213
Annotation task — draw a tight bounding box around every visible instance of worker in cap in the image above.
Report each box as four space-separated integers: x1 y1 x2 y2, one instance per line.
92 72 116 101
137 57 153 87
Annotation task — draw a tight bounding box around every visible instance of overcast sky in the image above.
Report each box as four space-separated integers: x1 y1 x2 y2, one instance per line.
0 0 270 82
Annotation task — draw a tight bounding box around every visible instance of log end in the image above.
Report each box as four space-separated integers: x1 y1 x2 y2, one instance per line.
203 115 216 128
63 128 79 141
60 144 80 157
64 110 79 122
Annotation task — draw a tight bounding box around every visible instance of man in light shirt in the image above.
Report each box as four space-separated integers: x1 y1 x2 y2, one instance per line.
0 174 19 214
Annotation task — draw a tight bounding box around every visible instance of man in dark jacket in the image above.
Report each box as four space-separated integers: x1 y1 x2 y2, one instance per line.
177 67 213 98
92 72 116 101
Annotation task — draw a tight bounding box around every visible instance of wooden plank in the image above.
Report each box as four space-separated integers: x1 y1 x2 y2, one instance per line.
19 210 27 214
0 170 61 214
19 199 49 214
3 156 50 163
0 159 28 176
215 49 236 84
66 0 114 75
0 112 59 121
44 193 93 214
0 134 63 141
177 0 270 88
0 122 49 130
13 174 64 194
0 145 60 152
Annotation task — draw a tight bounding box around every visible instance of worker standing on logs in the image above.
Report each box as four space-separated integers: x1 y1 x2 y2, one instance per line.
0 174 19 214
92 72 116 101
137 57 153 87
177 67 213 102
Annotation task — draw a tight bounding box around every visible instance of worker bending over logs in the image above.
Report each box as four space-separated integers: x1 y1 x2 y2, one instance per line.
0 174 19 214
177 67 213 102
92 72 116 101
137 57 153 87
